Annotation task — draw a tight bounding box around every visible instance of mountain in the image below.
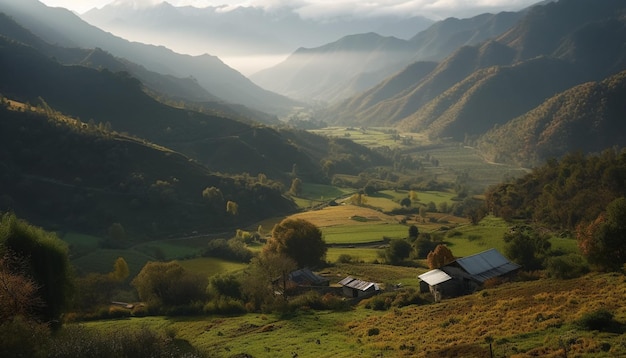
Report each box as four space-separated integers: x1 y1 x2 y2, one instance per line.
251 10 525 102
82 2 433 69
0 34 389 182
477 70 626 167
0 12 280 125
251 33 416 102
325 0 626 144
0 31 391 235
0 101 295 238
0 0 298 114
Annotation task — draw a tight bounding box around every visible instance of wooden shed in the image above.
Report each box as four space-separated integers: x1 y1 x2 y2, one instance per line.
419 248 520 300
338 276 380 298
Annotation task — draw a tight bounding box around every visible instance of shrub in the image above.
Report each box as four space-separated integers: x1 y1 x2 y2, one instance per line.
336 254 354 263
367 327 380 336
204 297 246 315
577 309 622 332
545 254 589 279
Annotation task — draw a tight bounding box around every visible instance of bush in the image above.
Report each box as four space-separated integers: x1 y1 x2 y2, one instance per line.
0 316 50 358
367 327 380 336
545 254 590 279
48 325 203 358
577 309 622 332
204 297 246 315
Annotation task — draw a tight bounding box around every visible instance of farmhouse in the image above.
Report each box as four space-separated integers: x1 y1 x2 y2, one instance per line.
419 248 520 301
338 276 380 298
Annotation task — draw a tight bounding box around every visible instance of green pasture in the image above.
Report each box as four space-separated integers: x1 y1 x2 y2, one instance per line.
133 240 202 261
71 248 154 277
326 247 382 264
301 182 353 200
177 257 248 278
81 310 385 358
322 223 408 244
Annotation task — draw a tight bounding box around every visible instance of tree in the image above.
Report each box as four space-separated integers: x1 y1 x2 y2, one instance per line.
504 226 551 270
409 190 419 202
427 244 455 269
202 186 223 203
0 251 43 322
242 251 297 309
0 213 73 322
132 261 207 308
408 225 419 239
385 239 412 264
577 197 626 271
226 200 239 215
264 218 326 268
109 257 130 282
400 197 412 208
289 178 303 196
108 222 126 241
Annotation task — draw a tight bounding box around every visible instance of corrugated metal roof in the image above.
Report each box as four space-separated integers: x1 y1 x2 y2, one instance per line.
338 276 379 291
418 269 453 286
338 276 355 286
289 268 328 285
454 248 520 283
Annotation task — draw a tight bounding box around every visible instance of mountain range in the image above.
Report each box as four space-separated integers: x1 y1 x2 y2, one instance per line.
81 1 434 74
251 10 526 102
0 0 298 115
0 12 389 236
321 0 626 166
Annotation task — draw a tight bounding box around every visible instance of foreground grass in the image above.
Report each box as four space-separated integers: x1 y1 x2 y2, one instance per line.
82 271 626 358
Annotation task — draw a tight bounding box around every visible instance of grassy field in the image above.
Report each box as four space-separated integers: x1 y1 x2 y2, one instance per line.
177 257 248 277
81 271 626 358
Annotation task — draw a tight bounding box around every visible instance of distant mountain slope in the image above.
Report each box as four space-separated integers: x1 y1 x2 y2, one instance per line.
327 0 626 140
0 35 388 182
0 0 298 114
329 40 517 126
397 56 581 138
0 12 280 125
251 33 416 102
252 10 524 102
82 1 433 64
0 102 294 238
477 70 626 167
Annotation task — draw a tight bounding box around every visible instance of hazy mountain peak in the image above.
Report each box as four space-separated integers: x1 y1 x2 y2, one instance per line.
110 0 163 9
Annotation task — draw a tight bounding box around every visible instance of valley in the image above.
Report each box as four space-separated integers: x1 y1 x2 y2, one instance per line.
1 0 626 357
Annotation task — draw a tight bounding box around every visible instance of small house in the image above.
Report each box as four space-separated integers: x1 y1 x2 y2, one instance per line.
287 268 330 287
419 248 520 301
338 276 380 298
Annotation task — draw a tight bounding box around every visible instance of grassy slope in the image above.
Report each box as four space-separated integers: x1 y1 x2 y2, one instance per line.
82 272 626 357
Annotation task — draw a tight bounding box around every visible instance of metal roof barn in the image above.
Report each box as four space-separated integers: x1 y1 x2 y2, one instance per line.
453 248 521 283
418 269 452 286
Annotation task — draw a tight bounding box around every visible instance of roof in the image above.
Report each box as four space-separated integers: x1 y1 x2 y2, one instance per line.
453 248 521 283
418 269 452 286
288 268 329 285
338 276 379 291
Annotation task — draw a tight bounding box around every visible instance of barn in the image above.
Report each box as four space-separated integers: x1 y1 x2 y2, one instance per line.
338 276 380 298
419 248 520 301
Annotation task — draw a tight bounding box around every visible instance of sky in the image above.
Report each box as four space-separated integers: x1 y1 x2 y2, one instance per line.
39 0 542 19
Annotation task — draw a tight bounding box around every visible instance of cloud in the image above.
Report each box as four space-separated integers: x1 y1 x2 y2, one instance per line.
192 0 540 19
41 0 541 18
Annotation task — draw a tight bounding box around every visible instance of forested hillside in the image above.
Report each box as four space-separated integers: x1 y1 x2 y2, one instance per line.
325 0 626 162
478 70 626 167
0 101 294 237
